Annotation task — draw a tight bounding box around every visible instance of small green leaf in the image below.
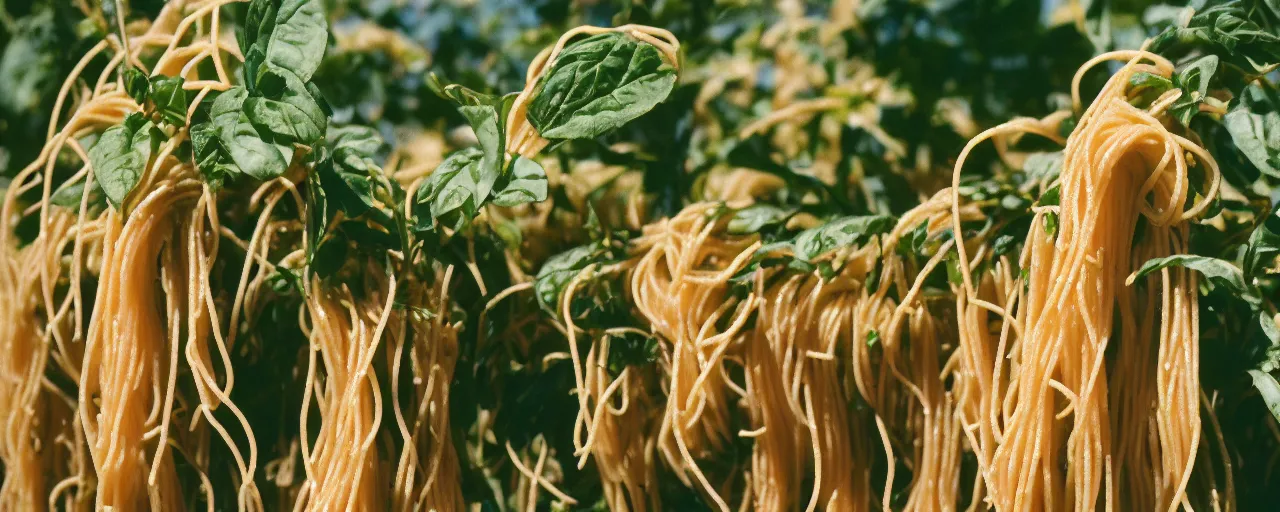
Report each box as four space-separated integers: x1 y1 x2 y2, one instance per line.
527 31 678 140
491 156 548 207
1244 202 1280 279
415 148 485 231
50 180 105 210
123 67 150 104
150 75 187 126
791 215 894 262
727 204 795 235
1023 151 1063 183
1168 55 1218 127
534 243 602 314
190 121 234 187
317 148 376 217
1259 313 1280 373
866 329 880 348
1247 369 1280 423
89 113 160 210
1130 254 1258 305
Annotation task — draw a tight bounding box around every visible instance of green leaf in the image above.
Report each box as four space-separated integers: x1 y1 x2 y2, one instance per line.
1149 4 1280 75
1168 55 1218 126
244 67 326 146
1247 369 1280 423
533 243 601 314
150 75 187 126
317 148 376 217
123 67 150 104
1130 254 1258 305
89 113 160 210
50 180 105 210
606 332 659 376
415 148 485 230
491 156 548 207
1259 313 1280 373
727 204 795 235
1224 84 1280 179
1244 202 1280 279
312 231 348 278
457 103 505 202
1023 151 1064 183
327 125 384 156
791 215 894 262
190 121 234 187
242 0 327 83
208 86 291 180
527 31 678 140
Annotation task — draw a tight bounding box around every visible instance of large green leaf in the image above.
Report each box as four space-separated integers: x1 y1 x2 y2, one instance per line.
241 0 328 83
208 87 292 180
89 113 161 209
527 31 678 140
244 67 327 145
1224 84 1280 179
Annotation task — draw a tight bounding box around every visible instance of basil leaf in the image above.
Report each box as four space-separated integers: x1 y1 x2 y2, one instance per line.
50 180 105 210
534 243 601 314
328 125 383 156
1224 84 1280 180
727 204 795 235
150 75 187 126
491 156 548 207
791 215 895 262
1023 151 1064 183
458 103 505 203
123 67 150 104
527 31 678 140
317 147 376 217
1149 4 1280 75
89 113 160 209
1131 254 1258 305
1259 313 1280 373
606 331 659 376
1247 369 1280 423
312 231 348 278
244 67 326 145
1244 202 1280 279
415 148 485 230
241 0 327 83
1168 55 1218 127
190 121 235 187
209 86 291 180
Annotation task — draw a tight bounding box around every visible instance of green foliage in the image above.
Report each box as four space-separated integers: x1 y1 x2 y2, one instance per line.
527 31 678 140
89 112 161 209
